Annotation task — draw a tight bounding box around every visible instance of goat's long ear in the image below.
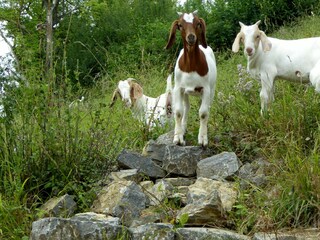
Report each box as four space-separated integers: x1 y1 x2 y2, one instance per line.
260 31 272 52
199 18 207 48
165 20 179 49
232 32 243 53
110 88 119 107
130 82 143 102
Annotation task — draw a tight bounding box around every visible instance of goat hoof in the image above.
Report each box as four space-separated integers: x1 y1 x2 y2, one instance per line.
173 135 186 146
198 136 208 148
199 142 208 149
200 143 207 149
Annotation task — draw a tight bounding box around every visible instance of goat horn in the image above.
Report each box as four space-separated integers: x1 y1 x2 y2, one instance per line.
177 12 183 17
255 20 261 26
193 10 198 15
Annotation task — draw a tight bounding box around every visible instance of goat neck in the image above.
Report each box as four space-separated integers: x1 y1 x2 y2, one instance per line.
247 47 262 70
179 42 208 76
179 13 208 76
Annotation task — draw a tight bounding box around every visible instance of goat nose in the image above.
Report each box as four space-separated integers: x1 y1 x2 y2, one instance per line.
187 34 196 44
246 47 253 55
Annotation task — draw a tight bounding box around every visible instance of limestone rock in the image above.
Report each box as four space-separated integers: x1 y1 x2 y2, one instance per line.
187 177 237 212
142 140 167 166
163 145 212 177
177 190 226 226
157 177 196 187
147 179 175 206
154 130 175 145
129 223 175 240
130 207 166 227
30 213 126 240
109 169 142 182
91 180 147 226
253 228 320 240
176 227 250 240
177 177 237 226
117 149 166 178
39 194 76 218
197 151 241 180
238 158 270 189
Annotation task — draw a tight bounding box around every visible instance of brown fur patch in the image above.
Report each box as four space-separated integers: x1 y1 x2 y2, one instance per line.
129 81 143 105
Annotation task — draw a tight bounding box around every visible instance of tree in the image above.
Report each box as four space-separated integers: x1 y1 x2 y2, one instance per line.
43 0 59 86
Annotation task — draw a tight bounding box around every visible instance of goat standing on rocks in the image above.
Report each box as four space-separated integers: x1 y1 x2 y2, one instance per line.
165 11 217 147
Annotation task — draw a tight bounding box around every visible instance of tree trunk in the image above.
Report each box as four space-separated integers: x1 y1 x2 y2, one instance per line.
45 0 54 84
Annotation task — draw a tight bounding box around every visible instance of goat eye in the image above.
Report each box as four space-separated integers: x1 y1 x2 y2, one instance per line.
256 35 260 39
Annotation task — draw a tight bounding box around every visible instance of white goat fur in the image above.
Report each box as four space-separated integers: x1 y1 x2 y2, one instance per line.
165 11 217 147
110 75 173 128
232 20 320 114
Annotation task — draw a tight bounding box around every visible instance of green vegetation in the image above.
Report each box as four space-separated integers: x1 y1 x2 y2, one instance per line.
0 0 320 238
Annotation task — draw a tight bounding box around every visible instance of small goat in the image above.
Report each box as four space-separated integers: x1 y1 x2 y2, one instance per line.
165 11 217 147
110 74 173 128
232 20 320 114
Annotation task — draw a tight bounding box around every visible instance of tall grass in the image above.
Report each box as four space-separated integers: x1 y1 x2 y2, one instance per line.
1 15 320 239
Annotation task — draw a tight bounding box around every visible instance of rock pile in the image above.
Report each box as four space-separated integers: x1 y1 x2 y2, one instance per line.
30 131 319 240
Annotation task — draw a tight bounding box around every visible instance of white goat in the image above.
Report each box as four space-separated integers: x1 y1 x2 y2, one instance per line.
232 20 320 114
110 74 173 129
165 11 217 147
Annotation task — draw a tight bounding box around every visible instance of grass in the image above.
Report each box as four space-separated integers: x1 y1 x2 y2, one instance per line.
1 15 320 239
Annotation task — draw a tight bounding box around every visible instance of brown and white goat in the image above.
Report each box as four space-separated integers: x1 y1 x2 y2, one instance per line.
110 75 173 129
165 11 217 147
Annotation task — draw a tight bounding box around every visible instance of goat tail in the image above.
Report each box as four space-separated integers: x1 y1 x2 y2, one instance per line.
166 73 173 93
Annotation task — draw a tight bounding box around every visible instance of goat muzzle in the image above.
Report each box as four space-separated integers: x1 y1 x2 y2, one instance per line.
187 34 196 45
246 47 253 56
